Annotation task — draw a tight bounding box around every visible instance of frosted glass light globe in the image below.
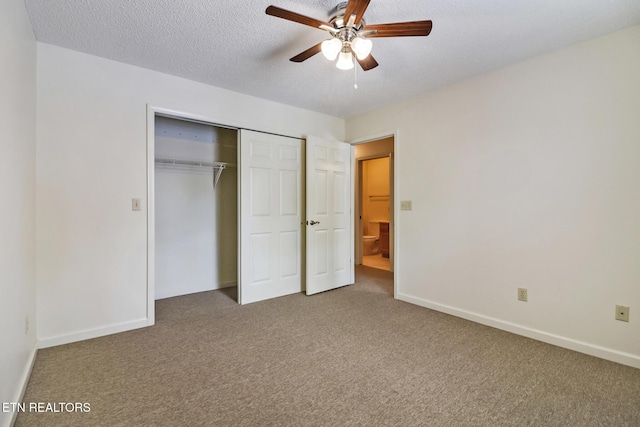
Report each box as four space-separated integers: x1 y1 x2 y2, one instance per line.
351 37 372 60
336 51 354 70
321 38 342 60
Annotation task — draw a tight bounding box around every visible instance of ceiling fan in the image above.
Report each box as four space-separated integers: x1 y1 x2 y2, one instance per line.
266 0 432 71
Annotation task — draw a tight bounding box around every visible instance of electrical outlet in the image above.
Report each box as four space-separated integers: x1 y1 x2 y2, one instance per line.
615 305 629 322
518 287 528 302
25 316 29 335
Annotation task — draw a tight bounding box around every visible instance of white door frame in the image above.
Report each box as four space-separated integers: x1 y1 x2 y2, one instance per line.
146 106 350 323
350 131 399 299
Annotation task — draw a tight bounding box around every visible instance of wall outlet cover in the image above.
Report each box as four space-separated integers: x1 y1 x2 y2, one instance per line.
400 200 412 211
518 287 528 302
615 305 629 322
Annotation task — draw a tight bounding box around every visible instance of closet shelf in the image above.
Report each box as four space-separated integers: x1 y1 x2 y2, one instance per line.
155 157 236 189
155 157 236 169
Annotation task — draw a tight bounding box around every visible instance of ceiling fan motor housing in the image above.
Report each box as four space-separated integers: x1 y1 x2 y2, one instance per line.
329 2 367 32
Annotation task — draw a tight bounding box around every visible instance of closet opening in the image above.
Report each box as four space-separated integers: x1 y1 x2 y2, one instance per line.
153 115 238 303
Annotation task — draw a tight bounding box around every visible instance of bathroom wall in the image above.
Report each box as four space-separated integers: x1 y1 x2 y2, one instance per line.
354 137 394 159
362 157 390 235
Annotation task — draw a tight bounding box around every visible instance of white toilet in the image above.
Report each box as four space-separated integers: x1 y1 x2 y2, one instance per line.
362 235 379 256
362 221 381 256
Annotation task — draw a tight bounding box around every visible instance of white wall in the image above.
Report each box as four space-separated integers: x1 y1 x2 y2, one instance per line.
36 43 345 347
0 0 37 425
347 25 640 368
155 118 237 299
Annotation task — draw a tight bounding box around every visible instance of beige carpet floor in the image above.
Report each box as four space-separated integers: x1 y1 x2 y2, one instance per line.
16 266 640 426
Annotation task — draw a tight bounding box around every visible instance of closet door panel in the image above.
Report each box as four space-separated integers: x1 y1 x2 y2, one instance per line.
250 232 272 283
279 230 299 278
279 170 298 216
239 130 303 304
250 167 271 217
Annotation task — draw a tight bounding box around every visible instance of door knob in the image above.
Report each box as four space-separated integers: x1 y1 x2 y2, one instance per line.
309 220 320 225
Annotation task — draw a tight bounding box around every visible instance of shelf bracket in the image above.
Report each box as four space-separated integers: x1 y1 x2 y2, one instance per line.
213 164 226 189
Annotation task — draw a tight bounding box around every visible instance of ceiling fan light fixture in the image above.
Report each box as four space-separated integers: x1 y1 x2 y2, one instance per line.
321 38 342 60
267 1 433 72
336 49 354 70
351 36 372 60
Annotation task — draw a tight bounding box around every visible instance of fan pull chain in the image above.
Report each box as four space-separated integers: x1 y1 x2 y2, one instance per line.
353 57 358 89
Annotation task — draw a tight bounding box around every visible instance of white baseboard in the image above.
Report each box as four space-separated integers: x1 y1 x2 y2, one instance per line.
6 343 38 427
38 318 150 349
397 292 640 369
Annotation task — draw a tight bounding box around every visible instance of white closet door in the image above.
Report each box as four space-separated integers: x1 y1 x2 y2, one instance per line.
306 136 354 295
239 130 303 304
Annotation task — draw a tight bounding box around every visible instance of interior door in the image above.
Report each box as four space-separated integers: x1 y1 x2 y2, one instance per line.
239 130 303 304
306 136 354 295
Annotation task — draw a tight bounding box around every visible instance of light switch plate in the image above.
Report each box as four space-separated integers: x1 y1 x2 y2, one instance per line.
132 198 142 211
400 200 412 211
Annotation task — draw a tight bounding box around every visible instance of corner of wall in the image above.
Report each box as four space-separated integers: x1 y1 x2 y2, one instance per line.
5 344 38 427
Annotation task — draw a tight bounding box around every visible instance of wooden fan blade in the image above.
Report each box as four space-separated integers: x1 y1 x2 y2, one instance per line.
290 43 323 62
356 53 379 71
266 5 332 30
365 20 433 38
343 0 371 26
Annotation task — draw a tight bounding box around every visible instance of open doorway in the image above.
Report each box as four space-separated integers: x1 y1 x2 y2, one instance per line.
360 157 390 270
354 136 394 273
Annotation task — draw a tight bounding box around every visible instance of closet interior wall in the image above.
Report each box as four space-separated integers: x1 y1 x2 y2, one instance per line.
154 116 238 300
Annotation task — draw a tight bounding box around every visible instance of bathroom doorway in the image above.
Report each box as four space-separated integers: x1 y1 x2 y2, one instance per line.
354 137 394 272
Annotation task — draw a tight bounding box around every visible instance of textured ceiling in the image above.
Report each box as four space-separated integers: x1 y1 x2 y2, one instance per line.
24 0 640 119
